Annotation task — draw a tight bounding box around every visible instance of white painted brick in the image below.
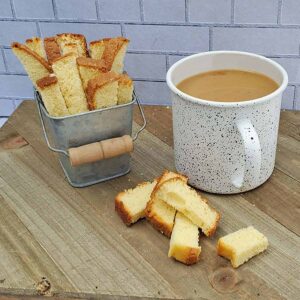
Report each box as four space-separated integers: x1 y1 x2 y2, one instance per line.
4 48 26 74
234 0 278 24
144 0 185 23
134 81 171 105
39 22 121 42
99 0 140 21
168 55 188 68
0 0 13 18
0 75 33 98
294 87 300 110
189 0 231 23
0 99 15 116
56 0 97 20
0 52 5 72
125 53 166 80
281 85 295 110
0 21 38 47
125 25 209 53
213 27 300 55
0 118 8 127
281 0 300 25
14 0 54 19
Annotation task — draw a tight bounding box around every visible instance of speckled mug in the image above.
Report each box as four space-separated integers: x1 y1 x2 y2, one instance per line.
166 51 288 194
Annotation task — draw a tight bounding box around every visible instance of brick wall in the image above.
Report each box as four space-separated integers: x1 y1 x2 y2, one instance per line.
1 0 300 125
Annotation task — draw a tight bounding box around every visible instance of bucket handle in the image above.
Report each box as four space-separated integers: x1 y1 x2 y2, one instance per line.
36 90 147 166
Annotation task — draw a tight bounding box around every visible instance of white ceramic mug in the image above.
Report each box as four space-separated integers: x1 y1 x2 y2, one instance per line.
166 51 288 194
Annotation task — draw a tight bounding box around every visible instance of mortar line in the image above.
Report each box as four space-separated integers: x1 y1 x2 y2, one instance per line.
185 0 189 22
36 22 42 37
166 55 170 71
139 0 145 22
9 0 16 18
0 47 9 73
95 0 101 20
120 23 126 37
52 0 58 19
209 27 213 51
231 0 235 24
292 85 297 110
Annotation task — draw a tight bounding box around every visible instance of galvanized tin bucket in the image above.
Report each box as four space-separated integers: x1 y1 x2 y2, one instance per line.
35 90 146 187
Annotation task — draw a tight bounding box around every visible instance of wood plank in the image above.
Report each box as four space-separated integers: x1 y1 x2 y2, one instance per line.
0 101 299 299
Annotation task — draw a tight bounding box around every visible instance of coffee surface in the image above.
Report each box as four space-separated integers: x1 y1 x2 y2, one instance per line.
176 69 279 102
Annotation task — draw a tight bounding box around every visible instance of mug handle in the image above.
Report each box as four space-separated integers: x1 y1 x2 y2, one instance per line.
231 119 262 189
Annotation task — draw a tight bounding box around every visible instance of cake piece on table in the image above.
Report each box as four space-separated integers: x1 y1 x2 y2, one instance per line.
25 37 47 59
86 71 120 110
217 226 269 268
77 57 109 90
145 170 187 238
117 74 134 105
52 53 88 114
36 74 69 117
11 42 52 88
115 180 158 225
44 37 61 64
168 212 201 265
102 37 129 73
154 178 220 237
56 33 88 57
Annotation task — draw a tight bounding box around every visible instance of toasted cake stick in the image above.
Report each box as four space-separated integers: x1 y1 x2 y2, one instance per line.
102 37 129 73
44 37 61 64
56 33 88 57
77 57 109 89
168 212 201 265
52 53 88 114
117 74 134 105
89 39 108 60
146 170 188 237
61 42 79 56
217 226 268 268
25 37 47 59
11 42 52 88
36 74 69 117
115 180 158 225
154 178 220 236
86 71 120 110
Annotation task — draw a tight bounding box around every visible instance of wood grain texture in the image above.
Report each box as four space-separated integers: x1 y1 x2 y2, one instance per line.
0 101 299 299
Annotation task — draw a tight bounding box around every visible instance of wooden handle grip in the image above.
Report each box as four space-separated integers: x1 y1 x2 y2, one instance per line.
69 135 133 166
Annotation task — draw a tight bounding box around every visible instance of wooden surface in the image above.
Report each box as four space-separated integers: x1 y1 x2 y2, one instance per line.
0 101 299 300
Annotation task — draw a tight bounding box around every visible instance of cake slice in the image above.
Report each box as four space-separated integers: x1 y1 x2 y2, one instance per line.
117 74 134 105
115 180 158 225
44 37 61 64
217 226 269 268
52 53 88 114
154 178 220 237
36 74 69 117
89 39 108 60
77 57 109 90
61 42 79 56
146 170 188 237
25 37 47 59
11 42 52 88
102 37 129 73
168 212 201 265
86 71 120 110
56 33 88 57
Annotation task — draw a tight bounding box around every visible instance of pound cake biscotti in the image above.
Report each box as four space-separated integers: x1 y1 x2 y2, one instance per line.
168 212 201 265
217 226 268 268
154 178 220 237
86 71 120 110
11 42 52 88
146 170 187 238
89 39 107 60
36 74 69 117
25 37 47 60
56 33 88 57
115 180 157 225
117 74 134 105
52 53 88 114
44 37 61 64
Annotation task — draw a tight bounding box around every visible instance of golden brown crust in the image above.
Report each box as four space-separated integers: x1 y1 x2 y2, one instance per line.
102 37 129 70
86 71 120 110
76 57 108 72
44 37 61 64
36 74 57 89
115 193 132 226
206 211 221 237
57 33 88 56
118 73 133 86
25 37 41 44
183 247 201 265
11 42 52 72
51 52 75 64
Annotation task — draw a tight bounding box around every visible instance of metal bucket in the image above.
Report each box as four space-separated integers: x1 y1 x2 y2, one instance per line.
35 90 146 187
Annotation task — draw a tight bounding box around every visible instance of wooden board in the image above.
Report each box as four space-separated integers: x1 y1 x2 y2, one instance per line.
0 101 299 300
